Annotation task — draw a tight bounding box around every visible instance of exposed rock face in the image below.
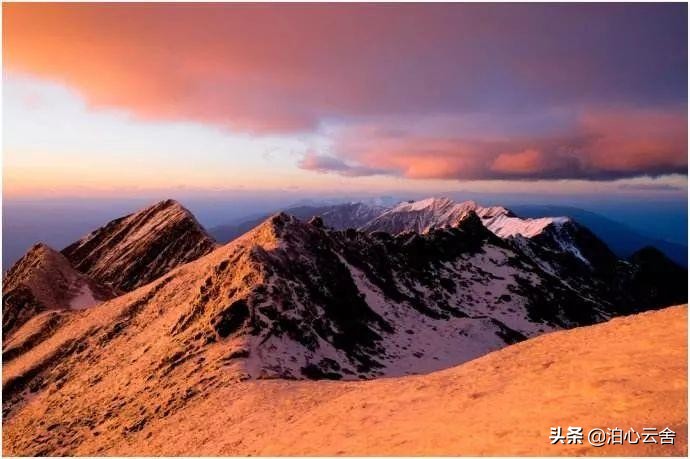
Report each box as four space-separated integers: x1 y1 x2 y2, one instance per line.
2 243 114 336
61 199 218 292
358 197 688 315
3 211 685 396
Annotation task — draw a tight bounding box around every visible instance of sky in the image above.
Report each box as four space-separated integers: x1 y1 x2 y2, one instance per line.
2 3 688 200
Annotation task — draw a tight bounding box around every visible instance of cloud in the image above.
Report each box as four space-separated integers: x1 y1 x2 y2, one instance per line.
298 153 388 177
4 3 686 134
306 108 687 181
4 3 687 182
618 183 684 192
491 149 551 175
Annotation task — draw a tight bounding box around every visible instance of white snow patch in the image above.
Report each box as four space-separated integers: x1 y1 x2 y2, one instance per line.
69 284 100 310
483 213 569 238
364 197 572 241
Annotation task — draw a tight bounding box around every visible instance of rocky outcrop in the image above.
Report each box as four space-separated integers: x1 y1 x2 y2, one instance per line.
61 199 218 292
2 243 114 336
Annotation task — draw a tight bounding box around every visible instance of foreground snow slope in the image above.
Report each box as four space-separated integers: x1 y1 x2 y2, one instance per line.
4 305 685 456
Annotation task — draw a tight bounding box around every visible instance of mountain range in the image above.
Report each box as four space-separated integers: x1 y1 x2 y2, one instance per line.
2 197 687 455
511 204 688 266
209 199 688 266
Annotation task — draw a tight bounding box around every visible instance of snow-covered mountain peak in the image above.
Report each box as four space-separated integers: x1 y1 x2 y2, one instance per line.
362 196 574 242
479 211 571 239
2 200 686 440
393 196 457 211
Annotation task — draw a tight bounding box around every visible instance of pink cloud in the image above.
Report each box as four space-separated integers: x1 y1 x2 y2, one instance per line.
302 108 687 181
4 3 686 135
4 3 686 181
491 149 547 175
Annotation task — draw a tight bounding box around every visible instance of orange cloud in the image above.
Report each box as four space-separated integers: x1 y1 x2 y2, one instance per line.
4 3 686 136
300 108 688 181
579 109 688 173
491 149 546 175
4 3 687 181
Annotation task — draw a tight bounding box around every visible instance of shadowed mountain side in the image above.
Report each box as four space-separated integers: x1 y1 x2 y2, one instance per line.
61 199 218 292
511 205 688 266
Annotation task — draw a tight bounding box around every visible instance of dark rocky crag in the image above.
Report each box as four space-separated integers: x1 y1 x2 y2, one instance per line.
61 199 218 292
3 200 218 339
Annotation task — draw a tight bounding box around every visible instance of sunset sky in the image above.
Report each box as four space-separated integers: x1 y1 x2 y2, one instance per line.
2 2 688 199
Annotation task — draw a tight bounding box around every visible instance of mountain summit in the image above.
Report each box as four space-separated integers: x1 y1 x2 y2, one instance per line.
361 197 569 239
61 199 218 292
2 243 114 336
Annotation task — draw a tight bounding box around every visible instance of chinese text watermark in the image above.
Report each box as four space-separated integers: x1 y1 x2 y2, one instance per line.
549 427 675 447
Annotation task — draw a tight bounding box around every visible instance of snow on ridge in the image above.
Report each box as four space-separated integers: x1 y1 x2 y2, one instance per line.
365 196 571 240
394 197 455 212
482 213 569 239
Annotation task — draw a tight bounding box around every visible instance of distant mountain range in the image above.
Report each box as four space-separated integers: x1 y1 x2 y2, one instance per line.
210 200 688 266
510 204 688 266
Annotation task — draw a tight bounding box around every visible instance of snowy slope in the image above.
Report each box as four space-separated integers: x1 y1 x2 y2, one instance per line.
360 197 609 268
362 197 566 239
3 206 684 423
